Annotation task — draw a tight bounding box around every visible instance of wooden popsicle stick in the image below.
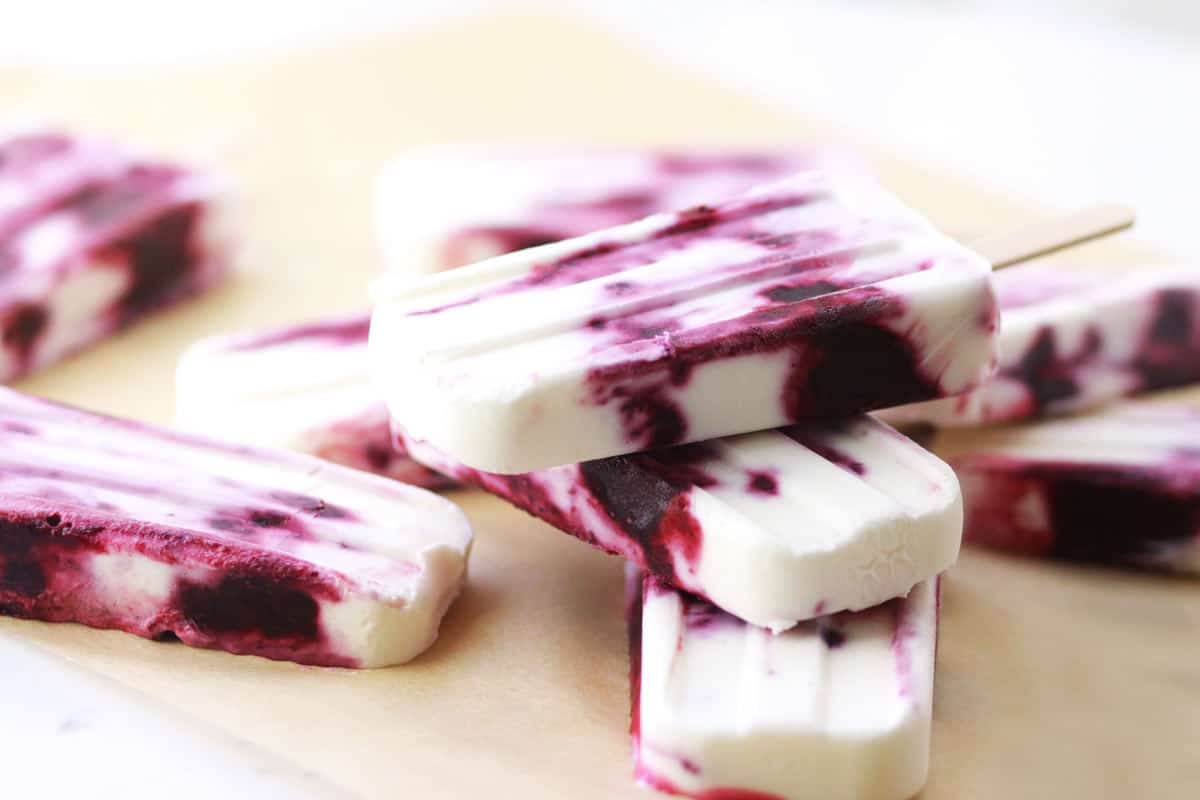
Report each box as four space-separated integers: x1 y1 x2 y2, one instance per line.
971 204 1135 269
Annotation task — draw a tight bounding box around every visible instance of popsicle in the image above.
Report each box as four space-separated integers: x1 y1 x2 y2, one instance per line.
175 313 449 488
0 132 125 239
399 414 960 630
375 145 863 275
0 387 472 667
880 266 1200 428
947 401 1200 572
0 130 229 382
629 569 938 800
371 169 999 473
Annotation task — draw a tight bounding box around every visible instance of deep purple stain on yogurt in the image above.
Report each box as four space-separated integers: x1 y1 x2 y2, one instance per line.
0 512 99 611
1133 289 1200 389
961 454 1200 569
2 303 49 366
587 285 940 450
174 571 322 640
820 623 847 649
777 289 938 422
112 204 204 316
746 470 779 496
363 442 396 472
579 456 703 584
610 384 689 451
1033 461 1200 565
1009 327 1084 410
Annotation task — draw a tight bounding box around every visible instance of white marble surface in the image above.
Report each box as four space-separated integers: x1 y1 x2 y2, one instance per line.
0 633 342 798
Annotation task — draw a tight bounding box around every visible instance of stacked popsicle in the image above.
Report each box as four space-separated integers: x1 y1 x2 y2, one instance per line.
365 148 1195 796
366 155 1000 799
173 146 1186 799
171 147 988 796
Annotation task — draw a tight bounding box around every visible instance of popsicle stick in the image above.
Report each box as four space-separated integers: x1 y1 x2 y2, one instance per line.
973 204 1135 269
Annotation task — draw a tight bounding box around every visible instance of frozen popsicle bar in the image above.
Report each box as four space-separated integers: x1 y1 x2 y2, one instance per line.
372 169 998 473
376 145 863 275
949 402 1200 572
0 387 472 667
0 130 229 382
629 569 937 800
400 414 960 629
175 313 449 488
0 132 126 239
881 266 1200 428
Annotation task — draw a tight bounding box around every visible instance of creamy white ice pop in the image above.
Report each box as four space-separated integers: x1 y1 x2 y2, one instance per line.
372 169 998 473
881 266 1200 428
0 387 472 667
175 313 449 488
181 148 868 483
0 131 230 382
400 414 960 630
375 145 862 275
949 401 1200 572
629 569 938 800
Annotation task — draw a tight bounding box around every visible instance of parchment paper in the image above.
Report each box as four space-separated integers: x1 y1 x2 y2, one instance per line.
0 10 1195 799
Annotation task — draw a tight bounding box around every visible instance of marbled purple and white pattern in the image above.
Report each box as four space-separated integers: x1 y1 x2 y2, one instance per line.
176 313 450 489
399 414 960 630
951 401 1200 572
372 169 998 473
880 266 1200 428
0 131 230 382
375 145 865 275
629 568 938 800
0 387 472 667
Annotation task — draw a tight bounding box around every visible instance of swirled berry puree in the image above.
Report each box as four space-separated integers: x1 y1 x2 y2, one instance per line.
371 169 997 474
0 131 230 382
176 313 451 489
0 388 472 667
399 414 960 631
950 402 1200 572
374 145 866 275
880 265 1200 428
629 569 937 800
